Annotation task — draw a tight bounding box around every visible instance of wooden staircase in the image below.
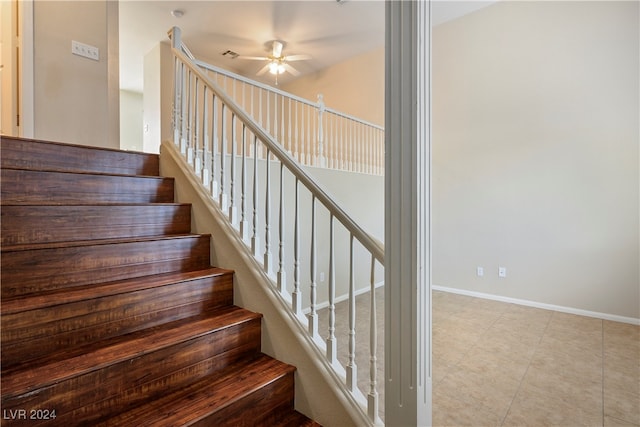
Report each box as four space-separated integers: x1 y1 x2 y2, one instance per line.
0 136 320 426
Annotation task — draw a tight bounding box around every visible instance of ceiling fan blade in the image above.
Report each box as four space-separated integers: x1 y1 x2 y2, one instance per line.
256 63 271 76
285 54 312 62
283 63 300 77
239 56 270 61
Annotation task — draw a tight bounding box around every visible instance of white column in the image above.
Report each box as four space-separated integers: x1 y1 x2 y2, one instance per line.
384 1 432 426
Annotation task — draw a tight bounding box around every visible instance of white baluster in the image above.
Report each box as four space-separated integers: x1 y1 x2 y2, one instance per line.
229 113 238 225
193 78 201 176
294 102 299 162
186 71 194 163
251 136 260 256
277 163 286 292
219 104 228 211
368 256 379 422
317 94 325 168
264 148 272 275
308 196 318 338
326 215 337 363
172 57 181 146
180 68 188 156
292 179 302 315
202 86 210 188
346 234 357 391
287 98 292 155
240 125 249 242
281 96 285 151
211 96 219 198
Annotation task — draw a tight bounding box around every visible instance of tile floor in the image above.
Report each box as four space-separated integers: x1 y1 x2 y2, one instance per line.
432 291 639 426
319 289 640 426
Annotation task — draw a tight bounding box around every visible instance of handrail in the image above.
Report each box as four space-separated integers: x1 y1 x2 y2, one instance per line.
176 32 385 176
191 59 384 132
168 27 384 425
171 32 383 264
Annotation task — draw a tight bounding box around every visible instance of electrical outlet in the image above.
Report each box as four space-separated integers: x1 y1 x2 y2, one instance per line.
499 267 507 278
320 272 325 282
476 266 484 277
72 40 99 61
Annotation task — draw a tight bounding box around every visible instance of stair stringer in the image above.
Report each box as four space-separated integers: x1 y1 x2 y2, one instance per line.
160 140 374 427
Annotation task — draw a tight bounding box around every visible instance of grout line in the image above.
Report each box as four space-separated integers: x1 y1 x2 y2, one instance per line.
499 308 554 426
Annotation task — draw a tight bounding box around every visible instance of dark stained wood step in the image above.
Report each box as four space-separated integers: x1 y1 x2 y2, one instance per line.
1 268 234 367
1 234 212 298
1 308 263 426
92 354 298 427
277 411 323 427
0 168 175 205
1 136 159 176
1 203 192 246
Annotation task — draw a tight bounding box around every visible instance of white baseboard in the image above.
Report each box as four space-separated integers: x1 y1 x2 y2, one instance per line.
432 284 640 326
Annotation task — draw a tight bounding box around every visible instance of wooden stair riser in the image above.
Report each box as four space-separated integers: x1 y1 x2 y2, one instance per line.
1 236 212 298
1 168 175 205
1 204 192 246
1 136 159 176
1 318 262 425
1 274 233 367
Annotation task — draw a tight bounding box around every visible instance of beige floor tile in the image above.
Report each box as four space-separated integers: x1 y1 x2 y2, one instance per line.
456 346 531 384
454 306 504 326
604 320 640 342
520 363 602 416
503 382 603 426
605 355 640 396
433 390 504 427
474 326 541 361
605 386 640 425
548 311 603 333
541 321 603 356
436 365 520 416
532 338 604 376
502 303 554 323
605 415 640 427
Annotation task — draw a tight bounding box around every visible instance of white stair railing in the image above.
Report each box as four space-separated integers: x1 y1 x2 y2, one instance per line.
188 48 384 176
169 27 385 425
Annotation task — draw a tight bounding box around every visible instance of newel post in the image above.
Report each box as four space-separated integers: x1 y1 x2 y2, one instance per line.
317 94 326 167
385 0 432 426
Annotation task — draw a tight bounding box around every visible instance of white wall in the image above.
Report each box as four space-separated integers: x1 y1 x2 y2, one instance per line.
33 1 119 148
119 90 143 151
432 1 639 319
144 41 174 153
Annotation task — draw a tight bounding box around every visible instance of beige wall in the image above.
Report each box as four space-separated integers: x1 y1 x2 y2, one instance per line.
432 1 639 319
282 47 384 127
119 89 143 152
33 0 119 148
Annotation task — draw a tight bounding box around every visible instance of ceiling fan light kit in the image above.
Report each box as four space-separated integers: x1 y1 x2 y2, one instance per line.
238 38 312 84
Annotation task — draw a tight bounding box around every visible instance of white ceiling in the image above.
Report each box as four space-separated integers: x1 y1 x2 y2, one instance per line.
119 0 497 93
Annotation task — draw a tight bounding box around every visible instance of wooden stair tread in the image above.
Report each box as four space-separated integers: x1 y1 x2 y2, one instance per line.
1 307 261 398
277 411 323 427
96 354 296 426
1 267 232 314
1 233 211 253
1 136 159 176
0 165 163 179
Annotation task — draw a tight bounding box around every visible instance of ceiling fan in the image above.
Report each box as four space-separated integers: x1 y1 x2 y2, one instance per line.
240 40 311 83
